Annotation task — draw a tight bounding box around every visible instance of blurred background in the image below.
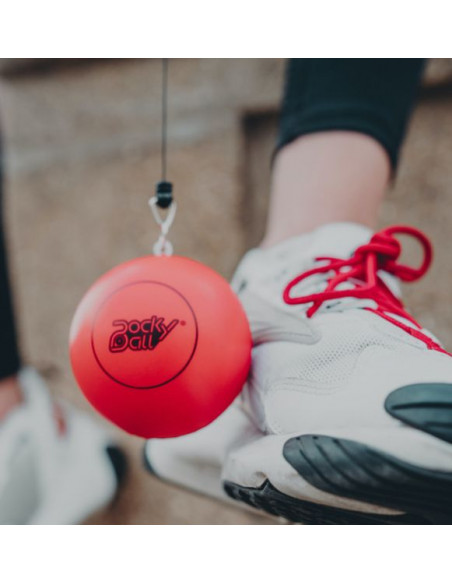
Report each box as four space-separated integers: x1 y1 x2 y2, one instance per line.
0 58 452 524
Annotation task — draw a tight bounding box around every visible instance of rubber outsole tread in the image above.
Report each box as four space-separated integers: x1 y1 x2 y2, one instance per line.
223 480 426 524
385 383 452 445
283 434 452 524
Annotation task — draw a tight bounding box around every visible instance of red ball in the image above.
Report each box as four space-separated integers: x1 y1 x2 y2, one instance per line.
69 255 251 438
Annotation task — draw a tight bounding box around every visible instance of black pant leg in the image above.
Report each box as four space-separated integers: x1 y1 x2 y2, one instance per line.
277 58 425 170
0 132 22 380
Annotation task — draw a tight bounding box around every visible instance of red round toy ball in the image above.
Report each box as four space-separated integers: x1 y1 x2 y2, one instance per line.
69 256 251 438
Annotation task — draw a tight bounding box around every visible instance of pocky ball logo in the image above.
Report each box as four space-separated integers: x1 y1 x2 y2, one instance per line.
91 280 198 389
109 316 180 353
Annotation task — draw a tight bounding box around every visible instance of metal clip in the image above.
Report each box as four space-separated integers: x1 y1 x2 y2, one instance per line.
148 196 177 256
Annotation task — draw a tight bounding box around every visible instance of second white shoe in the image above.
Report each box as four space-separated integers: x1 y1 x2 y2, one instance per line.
0 368 126 524
145 223 452 524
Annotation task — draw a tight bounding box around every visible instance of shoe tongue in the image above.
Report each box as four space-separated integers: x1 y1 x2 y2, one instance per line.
308 222 373 258
262 222 373 269
285 222 401 297
236 223 383 344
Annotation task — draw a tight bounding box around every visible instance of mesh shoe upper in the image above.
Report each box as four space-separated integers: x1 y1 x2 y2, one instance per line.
233 223 452 435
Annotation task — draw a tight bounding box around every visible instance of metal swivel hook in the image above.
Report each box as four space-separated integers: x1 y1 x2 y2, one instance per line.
149 191 177 256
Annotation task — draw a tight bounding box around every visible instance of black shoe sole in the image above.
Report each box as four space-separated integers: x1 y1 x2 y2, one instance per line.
224 434 452 524
223 479 425 524
105 445 128 488
385 383 452 445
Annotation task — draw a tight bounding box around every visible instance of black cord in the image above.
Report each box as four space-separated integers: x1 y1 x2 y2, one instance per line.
161 58 168 182
156 58 173 209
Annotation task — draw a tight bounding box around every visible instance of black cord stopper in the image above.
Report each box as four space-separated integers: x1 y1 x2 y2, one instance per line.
155 181 173 209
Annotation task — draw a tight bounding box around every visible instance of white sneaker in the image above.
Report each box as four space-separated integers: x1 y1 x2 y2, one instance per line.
145 223 452 524
0 368 126 524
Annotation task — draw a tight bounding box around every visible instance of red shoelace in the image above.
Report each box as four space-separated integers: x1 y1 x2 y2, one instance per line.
283 225 446 353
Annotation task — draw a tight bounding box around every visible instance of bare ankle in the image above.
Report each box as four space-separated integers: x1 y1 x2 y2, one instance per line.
261 132 389 249
0 375 23 421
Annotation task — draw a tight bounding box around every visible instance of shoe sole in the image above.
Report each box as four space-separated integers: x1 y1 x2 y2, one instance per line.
385 383 452 444
224 434 452 524
106 445 128 487
223 479 424 524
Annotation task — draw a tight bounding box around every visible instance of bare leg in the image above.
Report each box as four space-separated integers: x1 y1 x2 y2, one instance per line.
0 375 22 420
261 131 390 249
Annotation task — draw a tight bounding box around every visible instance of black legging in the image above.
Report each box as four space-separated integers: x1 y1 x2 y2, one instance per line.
278 58 425 168
0 58 426 381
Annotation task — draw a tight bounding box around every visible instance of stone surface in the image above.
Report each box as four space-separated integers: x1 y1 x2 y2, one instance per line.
1 58 452 524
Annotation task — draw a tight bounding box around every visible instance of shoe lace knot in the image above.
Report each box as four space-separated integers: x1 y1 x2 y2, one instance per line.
282 225 444 351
